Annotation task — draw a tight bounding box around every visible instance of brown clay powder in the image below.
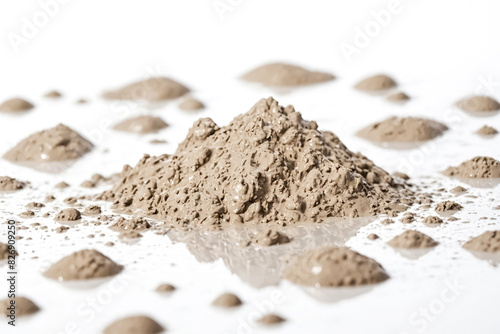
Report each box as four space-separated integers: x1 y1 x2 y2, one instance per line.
258 314 286 325
212 293 242 308
3 124 93 162
354 74 397 91
357 117 448 142
103 77 189 102
435 201 463 212
252 229 291 246
110 217 151 231
178 97 205 111
44 90 62 98
55 208 81 221
444 156 500 178
242 63 334 86
463 231 500 253
104 315 164 334
100 97 411 228
0 297 39 317
156 283 176 292
44 249 123 281
0 176 25 191
283 246 389 287
387 230 438 249
476 125 498 136
386 92 410 102
113 116 168 134
0 97 34 112
456 96 500 112
1 242 18 260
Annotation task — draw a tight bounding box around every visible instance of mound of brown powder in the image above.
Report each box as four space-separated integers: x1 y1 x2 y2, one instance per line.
252 229 291 246
354 74 397 91
463 231 500 253
456 96 500 112
44 249 123 281
242 63 334 86
258 314 286 325
387 92 410 102
54 208 81 221
156 283 176 292
444 156 500 178
113 116 168 134
357 117 448 142
0 242 17 260
103 77 189 102
83 205 101 216
476 125 498 136
0 297 40 317
387 230 438 249
179 97 205 111
44 90 62 98
104 315 164 334
0 176 25 191
212 293 242 308
110 217 151 231
435 201 463 212
100 97 411 228
0 97 34 112
423 216 444 226
3 124 93 162
283 246 389 287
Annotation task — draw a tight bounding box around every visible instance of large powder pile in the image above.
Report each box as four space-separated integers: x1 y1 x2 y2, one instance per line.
242 63 334 86
456 96 500 112
444 156 500 178
104 316 164 334
103 77 189 102
354 74 397 91
44 249 123 281
358 117 448 142
113 116 168 134
101 97 411 228
3 124 93 162
0 97 34 112
387 230 438 249
0 176 25 191
283 246 389 287
463 231 500 253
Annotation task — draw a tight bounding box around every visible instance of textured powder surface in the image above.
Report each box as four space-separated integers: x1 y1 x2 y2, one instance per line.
110 217 151 231
104 316 164 334
178 97 205 111
358 117 448 142
100 97 411 228
258 314 286 325
386 92 410 102
103 77 189 102
242 63 334 86
456 96 500 112
44 90 62 98
54 208 81 221
3 124 93 162
44 249 123 281
476 125 498 136
0 97 34 112
283 246 389 287
253 229 291 246
0 176 25 191
463 231 500 253
212 293 242 308
83 205 101 216
387 230 438 249
435 201 463 212
0 297 40 317
354 74 397 91
113 116 168 134
444 156 500 178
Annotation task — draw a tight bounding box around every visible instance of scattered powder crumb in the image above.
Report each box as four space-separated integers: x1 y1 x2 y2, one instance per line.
26 202 44 209
463 231 500 253
103 77 189 101
367 233 379 240
448 217 459 222
435 201 463 212
212 293 243 308
55 226 69 233
283 246 389 287
178 97 205 111
456 96 500 112
400 215 415 224
354 74 396 91
44 90 62 98
423 216 444 226
54 208 82 221
393 172 410 180
0 97 34 112
0 242 17 260
0 297 40 317
0 176 26 191
242 63 334 86
252 229 291 246
156 283 176 292
386 92 410 102
381 218 395 225
76 98 88 104
387 230 438 249
84 205 101 216
258 314 286 325
19 210 35 217
110 217 151 231
55 181 70 189
80 180 95 188
105 242 115 247
476 125 498 136
444 156 500 178
149 139 167 144
113 116 168 134
450 186 467 194
104 315 164 334
357 117 448 142
119 231 143 239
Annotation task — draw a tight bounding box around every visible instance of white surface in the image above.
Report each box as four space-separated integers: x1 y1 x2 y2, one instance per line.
1 0 500 333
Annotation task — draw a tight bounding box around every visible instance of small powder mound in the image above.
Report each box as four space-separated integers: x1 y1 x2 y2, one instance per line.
84 205 102 216
104 316 164 334
178 97 205 111
156 283 176 292
26 202 44 209
387 92 410 102
456 96 500 112
44 249 123 281
463 231 500 253
113 116 168 134
253 229 291 246
283 246 389 287
435 201 463 212
444 156 500 178
54 208 81 221
242 63 334 86
450 186 467 194
0 97 34 112
44 90 62 98
3 124 93 162
423 216 444 226
103 77 189 102
212 293 243 308
0 176 25 191
110 217 151 231
80 180 95 188
387 230 438 249
476 125 498 136
358 116 448 142
354 74 397 91
0 242 18 260
100 97 412 227
55 181 70 189
367 233 379 240
0 297 40 317
258 314 286 325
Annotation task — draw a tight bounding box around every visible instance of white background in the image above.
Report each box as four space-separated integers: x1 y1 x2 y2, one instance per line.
0 0 500 333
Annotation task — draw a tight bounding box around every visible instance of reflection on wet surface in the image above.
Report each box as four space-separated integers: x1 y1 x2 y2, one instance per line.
452 177 500 189
467 250 500 265
301 284 376 303
7 160 77 173
463 110 499 118
168 217 374 288
391 247 434 260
